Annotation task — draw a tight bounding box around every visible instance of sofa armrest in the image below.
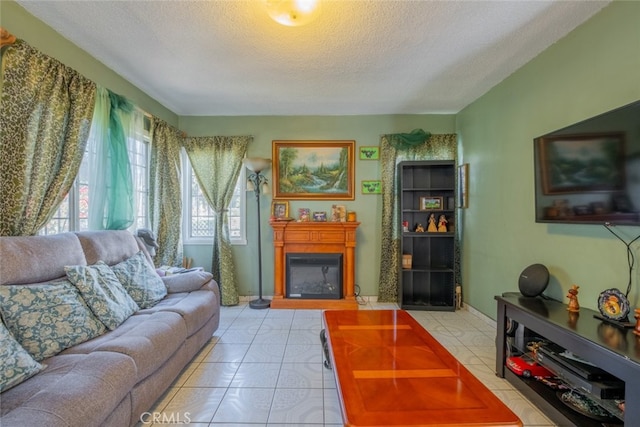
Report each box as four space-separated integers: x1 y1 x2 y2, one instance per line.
161 271 215 293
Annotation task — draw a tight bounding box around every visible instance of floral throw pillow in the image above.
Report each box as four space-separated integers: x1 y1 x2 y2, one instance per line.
111 251 167 309
0 322 44 392
65 261 139 330
0 280 107 361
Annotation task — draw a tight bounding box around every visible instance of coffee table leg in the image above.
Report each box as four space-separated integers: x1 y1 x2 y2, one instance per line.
320 329 332 369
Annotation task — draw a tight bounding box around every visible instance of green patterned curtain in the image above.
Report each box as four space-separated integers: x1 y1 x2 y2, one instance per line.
183 136 251 306
377 133 458 302
149 118 183 267
0 40 96 236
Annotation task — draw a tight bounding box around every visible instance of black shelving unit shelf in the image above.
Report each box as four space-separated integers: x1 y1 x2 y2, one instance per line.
398 160 456 311
496 294 639 426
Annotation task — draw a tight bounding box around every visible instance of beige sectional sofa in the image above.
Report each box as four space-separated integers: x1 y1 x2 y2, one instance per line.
0 230 220 427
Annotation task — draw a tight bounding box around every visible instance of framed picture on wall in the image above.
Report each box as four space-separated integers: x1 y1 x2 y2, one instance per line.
272 140 355 200
361 180 382 194
359 146 379 160
458 163 469 208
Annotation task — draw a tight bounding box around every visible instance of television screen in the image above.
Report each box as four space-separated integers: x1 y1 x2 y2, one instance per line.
534 101 640 225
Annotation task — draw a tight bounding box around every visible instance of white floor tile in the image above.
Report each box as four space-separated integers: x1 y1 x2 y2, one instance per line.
146 303 563 427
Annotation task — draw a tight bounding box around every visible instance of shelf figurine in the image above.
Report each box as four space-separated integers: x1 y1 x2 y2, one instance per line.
414 223 425 232
566 284 580 313
427 213 437 232
438 215 448 232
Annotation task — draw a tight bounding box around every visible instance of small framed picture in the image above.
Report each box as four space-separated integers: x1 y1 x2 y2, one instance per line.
359 146 380 160
331 205 346 222
271 201 289 219
457 163 469 208
420 196 443 211
297 208 311 222
361 180 382 194
312 211 327 222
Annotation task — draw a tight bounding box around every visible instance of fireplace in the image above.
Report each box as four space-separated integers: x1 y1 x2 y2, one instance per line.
270 221 359 309
286 253 342 299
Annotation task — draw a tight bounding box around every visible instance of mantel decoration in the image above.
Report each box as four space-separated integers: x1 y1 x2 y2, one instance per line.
272 140 355 200
243 157 272 309
595 223 640 326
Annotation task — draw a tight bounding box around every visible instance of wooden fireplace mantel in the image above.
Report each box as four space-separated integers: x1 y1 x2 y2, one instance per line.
269 221 360 309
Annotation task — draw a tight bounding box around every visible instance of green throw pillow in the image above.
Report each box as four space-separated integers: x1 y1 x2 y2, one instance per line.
111 251 167 309
0 321 44 392
0 280 107 361
65 261 139 330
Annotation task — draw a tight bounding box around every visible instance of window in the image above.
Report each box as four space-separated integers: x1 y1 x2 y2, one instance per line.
39 130 150 235
182 157 246 245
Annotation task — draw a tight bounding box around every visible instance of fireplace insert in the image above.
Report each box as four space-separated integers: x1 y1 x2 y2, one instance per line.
286 253 343 299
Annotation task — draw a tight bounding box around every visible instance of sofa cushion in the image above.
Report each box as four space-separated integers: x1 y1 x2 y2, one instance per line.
0 352 136 427
0 233 86 285
65 261 139 330
75 230 141 266
0 280 107 361
139 289 217 336
62 311 187 381
111 251 167 308
162 270 214 293
0 322 44 392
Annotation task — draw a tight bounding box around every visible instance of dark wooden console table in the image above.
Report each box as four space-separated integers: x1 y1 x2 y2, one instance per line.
496 293 640 426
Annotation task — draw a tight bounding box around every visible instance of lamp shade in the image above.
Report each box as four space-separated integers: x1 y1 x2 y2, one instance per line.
243 158 272 173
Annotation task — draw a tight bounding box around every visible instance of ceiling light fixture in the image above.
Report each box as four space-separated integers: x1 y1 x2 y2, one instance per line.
264 0 321 27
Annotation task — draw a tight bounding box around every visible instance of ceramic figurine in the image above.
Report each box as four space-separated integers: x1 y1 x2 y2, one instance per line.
634 309 640 336
437 215 448 232
415 223 425 232
427 214 437 232
567 284 580 313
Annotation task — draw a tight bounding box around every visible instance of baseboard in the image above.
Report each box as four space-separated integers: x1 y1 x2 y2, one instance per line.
464 303 497 329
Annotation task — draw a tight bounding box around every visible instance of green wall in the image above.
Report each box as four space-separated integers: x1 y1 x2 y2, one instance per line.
179 115 456 297
0 0 177 125
456 1 640 317
5 0 640 313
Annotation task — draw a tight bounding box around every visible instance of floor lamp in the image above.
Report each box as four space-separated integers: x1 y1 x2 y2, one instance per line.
243 157 272 309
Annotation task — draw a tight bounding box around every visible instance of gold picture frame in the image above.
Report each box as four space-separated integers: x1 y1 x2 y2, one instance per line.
272 140 355 200
271 200 289 219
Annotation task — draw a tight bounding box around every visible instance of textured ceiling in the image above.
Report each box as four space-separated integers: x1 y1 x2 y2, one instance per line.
16 0 610 116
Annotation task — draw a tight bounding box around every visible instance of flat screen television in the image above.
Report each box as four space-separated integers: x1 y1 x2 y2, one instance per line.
534 100 640 225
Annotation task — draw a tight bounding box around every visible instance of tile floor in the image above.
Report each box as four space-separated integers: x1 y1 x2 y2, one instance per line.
144 301 557 426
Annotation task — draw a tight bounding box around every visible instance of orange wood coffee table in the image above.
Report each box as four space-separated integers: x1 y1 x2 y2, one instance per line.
322 310 522 427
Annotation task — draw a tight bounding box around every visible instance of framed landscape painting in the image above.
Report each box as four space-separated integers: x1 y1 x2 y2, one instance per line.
272 140 355 200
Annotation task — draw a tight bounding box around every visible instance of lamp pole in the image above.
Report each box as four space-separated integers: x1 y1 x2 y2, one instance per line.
244 158 272 309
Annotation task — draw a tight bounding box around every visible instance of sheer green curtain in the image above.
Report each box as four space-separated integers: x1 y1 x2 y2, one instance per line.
149 119 183 267
0 40 96 236
183 136 251 306
377 133 458 302
87 87 144 230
